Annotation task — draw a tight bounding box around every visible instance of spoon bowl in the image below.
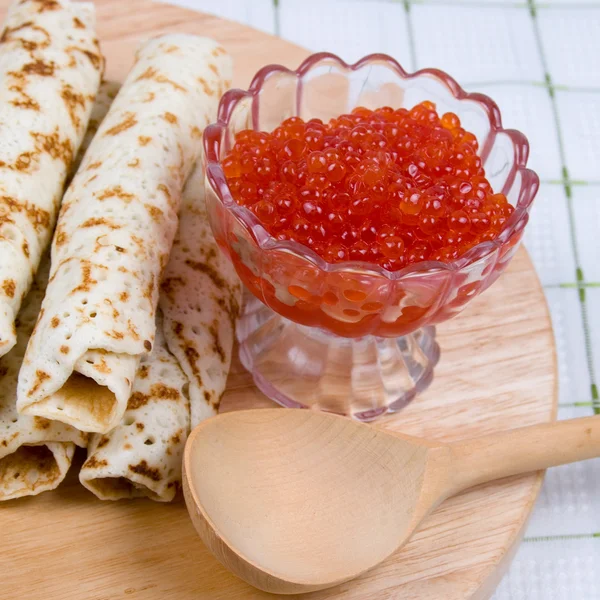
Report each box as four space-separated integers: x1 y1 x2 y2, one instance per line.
183 408 600 595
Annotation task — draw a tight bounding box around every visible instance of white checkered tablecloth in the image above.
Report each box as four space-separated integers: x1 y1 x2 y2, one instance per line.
166 0 600 597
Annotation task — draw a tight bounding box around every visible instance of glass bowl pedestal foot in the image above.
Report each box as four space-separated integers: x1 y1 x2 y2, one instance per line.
237 296 440 421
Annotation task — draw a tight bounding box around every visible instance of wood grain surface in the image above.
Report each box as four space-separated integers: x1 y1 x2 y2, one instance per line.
0 1 557 599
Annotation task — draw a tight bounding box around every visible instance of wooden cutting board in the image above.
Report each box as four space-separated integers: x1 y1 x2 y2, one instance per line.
0 1 557 599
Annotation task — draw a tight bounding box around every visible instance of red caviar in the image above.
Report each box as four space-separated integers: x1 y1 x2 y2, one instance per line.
222 102 513 271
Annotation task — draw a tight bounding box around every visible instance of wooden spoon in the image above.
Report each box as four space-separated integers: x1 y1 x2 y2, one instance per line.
183 408 600 595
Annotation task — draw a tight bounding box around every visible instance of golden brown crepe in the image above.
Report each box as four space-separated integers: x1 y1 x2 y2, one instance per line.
0 0 103 357
18 34 232 433
0 257 87 501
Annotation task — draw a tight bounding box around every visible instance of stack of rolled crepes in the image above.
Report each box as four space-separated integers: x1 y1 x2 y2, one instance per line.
1 1 241 502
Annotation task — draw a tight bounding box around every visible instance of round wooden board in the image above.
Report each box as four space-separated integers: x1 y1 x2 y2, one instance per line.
0 1 557 599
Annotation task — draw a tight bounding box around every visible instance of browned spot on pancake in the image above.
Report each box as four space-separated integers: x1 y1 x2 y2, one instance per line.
87 161 102 170
209 320 226 363
143 340 152 352
104 112 137 136
138 365 150 379
157 183 171 197
97 185 135 203
160 44 180 53
22 59 55 76
143 92 155 103
66 46 102 70
160 276 184 303
70 261 97 294
115 247 125 254
167 480 180 491
31 0 61 12
127 392 148 410
131 235 145 255
119 291 129 302
104 299 120 319
107 330 124 340
127 158 140 168
50 316 60 328
135 423 145 432
73 16 85 28
0 195 50 232
61 84 86 129
0 213 15 227
34 416 51 430
185 259 227 290
28 369 50 396
97 436 109 449
208 63 219 76
184 346 201 381
22 240 29 257
1 22 51 50
159 251 169 277
14 152 35 171
55 228 68 247
144 274 155 302
190 125 202 139
84 456 107 469
94 358 111 374
157 183 176 210
162 112 178 124
206 247 218 262
150 384 179 400
31 129 73 165
127 320 140 341
59 345 69 354
155 74 187 92
81 217 120 230
124 443 132 450
2 279 15 298
138 136 152 146
9 90 39 111
170 430 182 445
144 204 163 223
172 321 205 387
136 66 158 81
204 390 212 403
211 46 226 57
197 77 214 96
129 460 161 482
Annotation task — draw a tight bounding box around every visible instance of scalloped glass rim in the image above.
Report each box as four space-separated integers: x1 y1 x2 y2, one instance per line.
204 51 540 280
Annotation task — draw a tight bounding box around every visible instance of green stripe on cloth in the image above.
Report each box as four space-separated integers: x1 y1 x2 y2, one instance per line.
558 401 600 408
403 1 418 72
273 0 280 36
544 283 600 289
525 533 600 543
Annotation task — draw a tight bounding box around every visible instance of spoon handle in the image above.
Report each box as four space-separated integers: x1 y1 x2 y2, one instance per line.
445 415 600 495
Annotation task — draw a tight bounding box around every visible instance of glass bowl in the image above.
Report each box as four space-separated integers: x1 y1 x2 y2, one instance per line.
204 52 539 420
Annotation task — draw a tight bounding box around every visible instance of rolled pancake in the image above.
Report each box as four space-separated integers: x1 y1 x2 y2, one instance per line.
18 35 232 433
0 257 87 502
160 157 242 427
81 158 242 502
79 314 189 502
0 0 103 358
